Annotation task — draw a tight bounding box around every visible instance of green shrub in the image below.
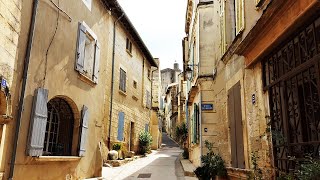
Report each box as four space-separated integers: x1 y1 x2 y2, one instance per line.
194 140 226 180
138 131 153 154
297 156 320 180
175 122 188 146
112 143 122 151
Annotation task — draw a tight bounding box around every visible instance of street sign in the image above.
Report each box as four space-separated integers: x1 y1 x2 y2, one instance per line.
1 78 6 88
201 104 213 111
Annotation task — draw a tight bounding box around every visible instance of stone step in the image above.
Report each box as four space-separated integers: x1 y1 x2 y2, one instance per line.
180 159 197 177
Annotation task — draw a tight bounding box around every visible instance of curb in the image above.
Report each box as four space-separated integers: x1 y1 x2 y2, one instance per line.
178 154 197 178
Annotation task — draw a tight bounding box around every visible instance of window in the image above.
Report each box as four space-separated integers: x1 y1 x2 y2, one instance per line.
119 68 126 92
43 98 74 156
75 22 100 84
126 38 132 54
27 88 89 157
117 112 125 141
133 80 137 89
221 0 244 54
192 104 200 144
82 0 92 10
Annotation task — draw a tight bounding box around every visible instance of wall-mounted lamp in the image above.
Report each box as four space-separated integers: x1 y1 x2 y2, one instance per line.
185 64 198 80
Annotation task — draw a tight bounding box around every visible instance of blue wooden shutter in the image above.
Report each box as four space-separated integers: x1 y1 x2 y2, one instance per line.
117 112 125 141
93 40 100 83
75 22 86 73
79 105 89 156
27 88 48 156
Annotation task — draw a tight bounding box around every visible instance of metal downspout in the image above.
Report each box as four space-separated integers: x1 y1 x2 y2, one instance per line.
9 0 39 179
108 13 124 149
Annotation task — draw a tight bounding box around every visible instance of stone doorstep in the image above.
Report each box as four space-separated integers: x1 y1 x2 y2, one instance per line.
180 158 196 177
105 158 135 167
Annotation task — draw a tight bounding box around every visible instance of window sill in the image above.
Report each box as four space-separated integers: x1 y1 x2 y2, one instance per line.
132 95 139 101
221 30 244 64
34 156 81 162
119 90 127 96
78 73 96 87
126 49 133 57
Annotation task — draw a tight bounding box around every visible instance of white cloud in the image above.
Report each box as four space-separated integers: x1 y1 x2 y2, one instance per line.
118 0 187 70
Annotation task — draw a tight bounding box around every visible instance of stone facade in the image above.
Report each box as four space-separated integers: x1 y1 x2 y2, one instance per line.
184 0 320 179
160 63 181 96
102 13 154 154
0 0 22 179
2 0 157 179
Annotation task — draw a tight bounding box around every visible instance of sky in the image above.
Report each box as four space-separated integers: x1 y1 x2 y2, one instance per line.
118 0 187 70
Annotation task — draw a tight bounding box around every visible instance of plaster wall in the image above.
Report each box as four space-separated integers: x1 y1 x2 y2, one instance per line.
198 4 217 75
4 0 112 179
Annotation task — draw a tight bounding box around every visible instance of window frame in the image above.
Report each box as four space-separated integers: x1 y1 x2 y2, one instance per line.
119 68 127 93
75 22 100 84
126 38 133 55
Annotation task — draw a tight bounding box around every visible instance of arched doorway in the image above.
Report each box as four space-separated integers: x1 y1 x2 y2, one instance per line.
43 98 74 156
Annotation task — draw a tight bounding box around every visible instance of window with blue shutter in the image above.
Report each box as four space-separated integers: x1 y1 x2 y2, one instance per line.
79 105 89 157
93 41 100 83
27 88 49 157
76 23 86 73
117 112 125 141
145 123 149 132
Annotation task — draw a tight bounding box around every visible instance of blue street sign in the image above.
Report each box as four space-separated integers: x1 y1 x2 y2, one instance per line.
1 79 7 88
201 104 213 111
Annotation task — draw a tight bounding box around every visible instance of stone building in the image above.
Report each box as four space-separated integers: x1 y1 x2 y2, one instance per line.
177 73 187 126
150 58 162 150
184 0 217 167
160 62 181 96
0 0 22 179
99 0 157 157
184 0 320 179
2 0 157 179
164 83 178 137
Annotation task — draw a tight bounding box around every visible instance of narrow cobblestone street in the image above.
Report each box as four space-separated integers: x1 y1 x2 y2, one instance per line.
102 133 184 180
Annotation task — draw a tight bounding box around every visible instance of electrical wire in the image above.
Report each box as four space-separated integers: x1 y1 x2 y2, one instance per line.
42 0 60 87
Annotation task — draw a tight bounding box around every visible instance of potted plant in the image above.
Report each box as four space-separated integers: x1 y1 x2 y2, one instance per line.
112 143 122 159
194 140 227 180
138 131 153 155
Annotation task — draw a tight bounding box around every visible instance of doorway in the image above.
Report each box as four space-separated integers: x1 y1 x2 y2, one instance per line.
130 122 135 151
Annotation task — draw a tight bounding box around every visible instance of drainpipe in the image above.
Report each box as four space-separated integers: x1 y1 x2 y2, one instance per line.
199 87 203 164
9 0 39 179
108 13 124 149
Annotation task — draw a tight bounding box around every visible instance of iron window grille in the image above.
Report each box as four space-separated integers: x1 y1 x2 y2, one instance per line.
262 15 320 175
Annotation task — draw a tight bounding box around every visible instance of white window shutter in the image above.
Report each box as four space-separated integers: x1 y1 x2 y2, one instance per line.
235 0 245 35
93 41 100 84
27 88 49 157
75 23 87 73
79 105 89 157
